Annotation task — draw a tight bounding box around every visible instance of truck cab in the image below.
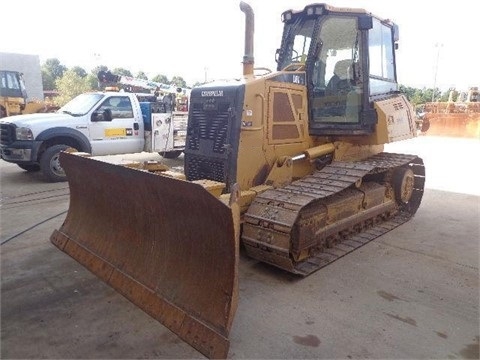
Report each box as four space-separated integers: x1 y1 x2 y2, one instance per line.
0 91 186 181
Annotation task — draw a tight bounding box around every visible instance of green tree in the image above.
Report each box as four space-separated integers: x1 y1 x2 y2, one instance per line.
439 89 451 102
112 68 132 77
54 70 93 106
41 58 67 90
71 66 87 78
41 69 56 90
136 71 148 80
86 73 101 90
170 76 187 88
90 65 109 90
399 85 446 106
91 65 109 77
42 58 67 80
152 74 169 84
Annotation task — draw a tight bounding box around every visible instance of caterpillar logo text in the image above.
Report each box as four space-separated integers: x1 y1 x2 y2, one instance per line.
201 90 224 97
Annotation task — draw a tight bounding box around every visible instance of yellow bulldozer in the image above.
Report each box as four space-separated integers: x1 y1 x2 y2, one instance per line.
0 70 59 118
51 2 426 358
0 70 28 118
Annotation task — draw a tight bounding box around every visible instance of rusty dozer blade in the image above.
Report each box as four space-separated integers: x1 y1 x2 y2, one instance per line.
423 112 480 138
50 152 239 359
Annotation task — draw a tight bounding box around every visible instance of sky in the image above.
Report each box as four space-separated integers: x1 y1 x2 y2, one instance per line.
1 0 478 91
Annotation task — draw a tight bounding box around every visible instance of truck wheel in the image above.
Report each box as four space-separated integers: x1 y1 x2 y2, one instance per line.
17 164 41 172
159 150 182 159
40 145 71 182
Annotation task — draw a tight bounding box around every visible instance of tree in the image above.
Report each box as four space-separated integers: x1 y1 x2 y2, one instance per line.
41 58 68 90
152 74 169 84
87 65 109 91
54 70 93 106
86 74 101 90
42 58 67 79
91 65 109 76
41 69 56 91
136 71 148 80
71 66 87 78
170 76 187 88
112 68 132 77
399 85 447 106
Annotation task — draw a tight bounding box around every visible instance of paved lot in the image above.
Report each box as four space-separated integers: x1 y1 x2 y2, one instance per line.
1 136 479 359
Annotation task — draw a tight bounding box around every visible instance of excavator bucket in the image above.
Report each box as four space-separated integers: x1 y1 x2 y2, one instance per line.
50 152 239 359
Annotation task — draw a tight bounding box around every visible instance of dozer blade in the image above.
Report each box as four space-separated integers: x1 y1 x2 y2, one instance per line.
423 113 480 138
50 152 239 359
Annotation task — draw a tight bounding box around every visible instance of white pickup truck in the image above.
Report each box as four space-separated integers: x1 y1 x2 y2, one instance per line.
0 92 187 182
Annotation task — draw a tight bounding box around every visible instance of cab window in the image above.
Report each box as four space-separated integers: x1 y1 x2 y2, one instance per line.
97 97 134 119
310 16 361 125
369 18 397 94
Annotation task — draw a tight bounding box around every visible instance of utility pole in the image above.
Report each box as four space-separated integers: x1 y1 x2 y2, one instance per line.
432 43 443 102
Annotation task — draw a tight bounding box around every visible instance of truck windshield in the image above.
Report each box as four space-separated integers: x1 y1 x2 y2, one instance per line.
59 93 104 116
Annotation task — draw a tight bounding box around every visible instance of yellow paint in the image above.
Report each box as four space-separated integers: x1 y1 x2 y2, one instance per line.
105 128 126 137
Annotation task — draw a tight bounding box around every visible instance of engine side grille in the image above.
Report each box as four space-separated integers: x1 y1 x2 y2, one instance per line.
0 123 16 145
187 103 230 154
186 156 226 183
184 83 245 191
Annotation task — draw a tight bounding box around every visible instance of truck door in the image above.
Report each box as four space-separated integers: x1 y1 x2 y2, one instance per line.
89 96 144 155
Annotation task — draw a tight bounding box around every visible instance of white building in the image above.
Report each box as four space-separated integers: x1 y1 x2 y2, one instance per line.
0 52 44 101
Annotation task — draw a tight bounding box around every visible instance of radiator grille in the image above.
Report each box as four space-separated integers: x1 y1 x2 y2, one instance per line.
0 123 16 145
187 103 230 154
185 155 226 183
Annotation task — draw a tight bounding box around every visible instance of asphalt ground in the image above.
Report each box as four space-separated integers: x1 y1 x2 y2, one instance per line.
1 135 479 359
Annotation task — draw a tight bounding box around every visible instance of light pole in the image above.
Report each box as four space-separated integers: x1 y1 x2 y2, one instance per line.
432 43 443 102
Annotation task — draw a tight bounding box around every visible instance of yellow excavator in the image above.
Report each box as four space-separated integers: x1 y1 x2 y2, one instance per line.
51 2 426 358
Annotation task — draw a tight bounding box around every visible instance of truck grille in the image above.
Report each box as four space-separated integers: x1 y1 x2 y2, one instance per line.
0 123 16 145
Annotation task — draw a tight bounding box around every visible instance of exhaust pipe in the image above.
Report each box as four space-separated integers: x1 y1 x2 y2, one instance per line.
240 1 254 76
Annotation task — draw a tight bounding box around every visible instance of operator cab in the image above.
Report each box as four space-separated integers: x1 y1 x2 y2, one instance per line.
276 4 399 136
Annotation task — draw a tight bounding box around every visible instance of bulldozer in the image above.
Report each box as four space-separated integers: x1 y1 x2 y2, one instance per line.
0 70 60 118
0 70 28 118
50 2 426 358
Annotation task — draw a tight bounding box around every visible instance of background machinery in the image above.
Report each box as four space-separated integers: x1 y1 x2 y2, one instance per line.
0 70 59 118
419 87 479 138
97 70 190 113
0 70 28 118
97 70 191 158
51 2 426 358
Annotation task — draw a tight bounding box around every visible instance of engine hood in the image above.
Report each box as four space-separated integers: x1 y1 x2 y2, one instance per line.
0 112 75 128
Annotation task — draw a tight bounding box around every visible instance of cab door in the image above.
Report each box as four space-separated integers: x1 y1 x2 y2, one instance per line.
89 95 144 155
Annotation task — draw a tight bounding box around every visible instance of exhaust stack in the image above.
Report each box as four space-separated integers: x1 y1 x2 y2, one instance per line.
240 1 254 76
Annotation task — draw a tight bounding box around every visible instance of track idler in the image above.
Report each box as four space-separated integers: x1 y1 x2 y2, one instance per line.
51 152 239 358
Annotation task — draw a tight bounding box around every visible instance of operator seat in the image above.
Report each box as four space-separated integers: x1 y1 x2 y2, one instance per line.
326 59 354 95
